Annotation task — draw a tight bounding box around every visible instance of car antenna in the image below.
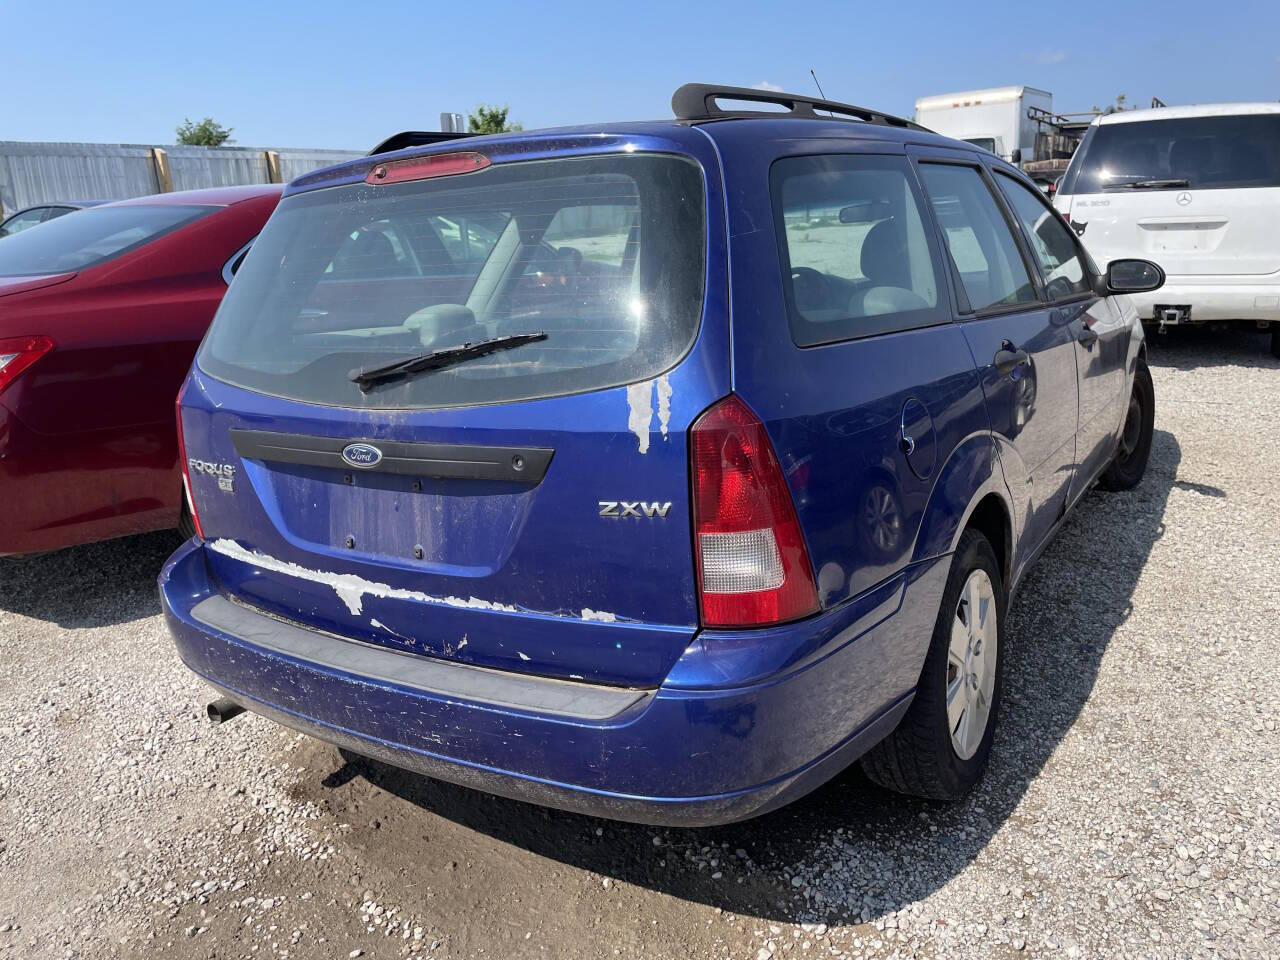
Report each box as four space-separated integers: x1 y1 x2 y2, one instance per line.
810 69 827 100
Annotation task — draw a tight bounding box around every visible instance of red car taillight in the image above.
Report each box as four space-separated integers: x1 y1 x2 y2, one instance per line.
690 395 819 628
175 393 205 539
0 335 54 396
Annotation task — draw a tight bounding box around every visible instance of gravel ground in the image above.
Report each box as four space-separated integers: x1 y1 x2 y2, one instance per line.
1 326 1277 960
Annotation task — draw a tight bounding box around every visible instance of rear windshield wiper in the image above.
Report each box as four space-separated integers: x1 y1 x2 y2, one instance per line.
1115 178 1190 189
349 331 547 391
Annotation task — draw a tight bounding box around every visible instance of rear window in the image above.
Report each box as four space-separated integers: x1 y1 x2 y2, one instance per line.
199 153 706 409
0 204 212 277
1062 113 1280 194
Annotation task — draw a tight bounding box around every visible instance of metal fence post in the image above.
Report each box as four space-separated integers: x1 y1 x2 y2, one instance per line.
151 147 174 192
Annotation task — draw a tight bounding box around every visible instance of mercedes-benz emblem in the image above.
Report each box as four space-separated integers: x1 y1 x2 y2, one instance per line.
1176 191 1192 206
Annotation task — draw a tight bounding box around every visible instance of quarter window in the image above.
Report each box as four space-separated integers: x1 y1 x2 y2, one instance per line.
918 163 1037 313
0 208 49 237
996 172 1091 300
772 154 945 345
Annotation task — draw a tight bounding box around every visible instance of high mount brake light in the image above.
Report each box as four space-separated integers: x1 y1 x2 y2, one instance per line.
365 151 490 185
690 395 820 628
175 392 205 540
0 335 54 396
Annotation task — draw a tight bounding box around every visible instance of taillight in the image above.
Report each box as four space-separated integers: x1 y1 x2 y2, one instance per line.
175 392 205 539
690 395 819 628
0 335 54 396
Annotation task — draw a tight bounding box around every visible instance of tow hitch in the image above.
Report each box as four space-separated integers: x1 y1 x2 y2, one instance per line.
1155 305 1191 333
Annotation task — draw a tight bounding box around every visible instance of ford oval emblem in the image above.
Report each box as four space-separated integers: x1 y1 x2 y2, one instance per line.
341 442 383 469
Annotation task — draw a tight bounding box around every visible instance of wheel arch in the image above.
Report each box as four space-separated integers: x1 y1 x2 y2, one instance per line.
959 492 1012 587
912 431 1016 584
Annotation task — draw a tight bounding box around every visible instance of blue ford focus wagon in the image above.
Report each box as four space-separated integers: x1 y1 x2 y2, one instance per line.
161 84 1164 825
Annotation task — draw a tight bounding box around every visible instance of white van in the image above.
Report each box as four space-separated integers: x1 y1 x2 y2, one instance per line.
1054 103 1280 357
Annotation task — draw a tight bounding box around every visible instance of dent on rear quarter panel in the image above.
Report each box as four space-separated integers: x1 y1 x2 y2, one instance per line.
911 432 1011 563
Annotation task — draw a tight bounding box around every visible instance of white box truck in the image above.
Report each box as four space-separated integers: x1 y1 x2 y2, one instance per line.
914 86 1053 167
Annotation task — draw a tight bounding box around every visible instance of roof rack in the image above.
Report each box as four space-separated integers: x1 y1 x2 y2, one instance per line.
368 130 474 157
671 83 929 132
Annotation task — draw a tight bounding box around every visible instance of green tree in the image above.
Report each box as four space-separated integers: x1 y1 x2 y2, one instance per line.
467 104 522 134
1091 94 1130 116
175 117 234 146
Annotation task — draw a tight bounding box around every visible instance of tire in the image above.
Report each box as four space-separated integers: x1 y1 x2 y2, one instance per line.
1099 363 1155 491
1270 326 1280 360
861 528 1005 800
178 492 197 541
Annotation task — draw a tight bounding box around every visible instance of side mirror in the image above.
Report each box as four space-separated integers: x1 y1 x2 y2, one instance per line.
1010 148 1023 165
839 200 892 224
1103 259 1165 295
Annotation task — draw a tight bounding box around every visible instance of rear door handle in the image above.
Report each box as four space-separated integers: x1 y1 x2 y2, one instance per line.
993 348 1031 376
1078 326 1099 347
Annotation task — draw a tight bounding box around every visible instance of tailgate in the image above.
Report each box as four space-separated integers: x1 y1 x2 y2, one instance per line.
1070 188 1280 276
178 139 728 688
183 375 708 688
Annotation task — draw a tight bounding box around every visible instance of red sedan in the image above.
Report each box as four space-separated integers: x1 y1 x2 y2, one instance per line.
0 184 281 556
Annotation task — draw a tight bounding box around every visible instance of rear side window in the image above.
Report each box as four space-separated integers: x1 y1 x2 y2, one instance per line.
1064 113 1280 193
995 172 1091 300
772 154 945 345
199 154 706 410
0 204 212 276
0 208 48 237
918 164 1037 313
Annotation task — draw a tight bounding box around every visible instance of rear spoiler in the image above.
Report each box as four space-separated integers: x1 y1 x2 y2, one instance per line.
368 131 475 156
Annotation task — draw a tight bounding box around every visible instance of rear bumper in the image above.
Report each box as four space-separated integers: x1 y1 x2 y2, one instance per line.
1128 279 1280 323
159 539 947 826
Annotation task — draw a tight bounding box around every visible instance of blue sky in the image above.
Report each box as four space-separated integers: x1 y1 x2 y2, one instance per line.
3 0 1277 150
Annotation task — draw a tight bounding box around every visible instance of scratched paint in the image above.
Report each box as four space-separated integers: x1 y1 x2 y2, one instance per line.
369 618 413 644
626 374 674 453
655 373 672 439
625 381 653 454
209 539 518 617
209 539 622 624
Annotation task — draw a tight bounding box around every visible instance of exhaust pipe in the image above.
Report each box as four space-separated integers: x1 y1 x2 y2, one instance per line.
207 698 245 725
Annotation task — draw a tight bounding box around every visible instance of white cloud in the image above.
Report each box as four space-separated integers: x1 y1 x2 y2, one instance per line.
751 81 785 92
